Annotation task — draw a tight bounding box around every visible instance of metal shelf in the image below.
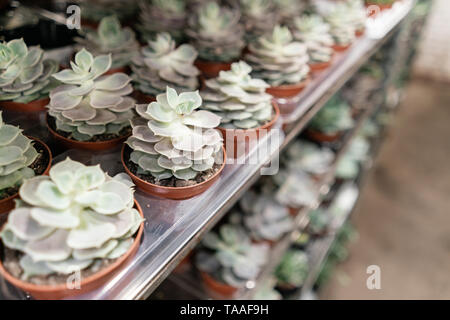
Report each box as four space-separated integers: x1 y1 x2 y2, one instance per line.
0 0 414 300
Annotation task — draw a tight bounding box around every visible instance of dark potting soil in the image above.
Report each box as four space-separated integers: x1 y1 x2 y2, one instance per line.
48 116 131 142
2 247 118 286
124 147 222 188
0 139 49 201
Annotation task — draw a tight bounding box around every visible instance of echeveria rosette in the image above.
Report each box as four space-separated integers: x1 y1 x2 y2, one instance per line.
131 32 200 96
200 61 273 129
0 158 144 281
284 140 335 176
0 112 38 194
75 15 140 69
246 25 310 87
137 0 186 43
47 49 136 142
126 87 223 181
195 224 269 288
274 0 307 24
0 39 58 103
322 3 357 46
346 0 367 33
275 249 309 288
308 96 354 135
291 15 335 64
239 0 279 44
237 190 294 243
186 2 245 62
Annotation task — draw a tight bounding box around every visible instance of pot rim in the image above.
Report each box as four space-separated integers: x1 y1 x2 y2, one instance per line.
0 199 144 295
122 145 227 192
0 136 53 213
217 100 280 133
0 98 49 112
268 77 311 92
46 114 131 147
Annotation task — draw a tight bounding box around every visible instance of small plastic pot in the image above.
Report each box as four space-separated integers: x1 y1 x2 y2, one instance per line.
195 59 232 79
0 98 49 113
218 102 280 158
0 137 52 215
266 78 310 99
47 115 130 151
200 271 238 299
305 129 341 143
0 200 144 300
122 146 227 200
132 90 156 104
332 43 352 52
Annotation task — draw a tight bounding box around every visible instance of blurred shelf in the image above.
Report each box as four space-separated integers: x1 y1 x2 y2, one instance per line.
0 1 414 300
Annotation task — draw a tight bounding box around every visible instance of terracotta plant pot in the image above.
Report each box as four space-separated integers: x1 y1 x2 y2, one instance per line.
306 129 341 143
355 29 366 37
47 115 130 151
174 252 193 274
132 90 156 104
195 59 232 79
218 102 280 158
0 98 49 113
288 207 300 217
0 200 144 300
309 60 333 73
266 78 310 98
122 146 227 200
103 66 130 76
332 43 352 52
200 271 238 299
0 137 52 216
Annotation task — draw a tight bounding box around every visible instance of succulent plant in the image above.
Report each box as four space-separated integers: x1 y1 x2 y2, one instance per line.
77 0 138 23
275 249 309 288
246 25 310 86
137 0 187 43
239 190 294 242
239 0 279 43
131 33 200 97
275 170 318 209
346 0 367 33
126 87 223 182
0 112 38 194
0 158 144 281
308 95 354 135
47 49 136 142
307 208 330 235
186 2 245 62
284 140 335 176
75 16 140 69
291 14 335 64
274 0 307 24
320 3 357 46
335 136 369 179
253 279 282 300
200 61 273 129
0 39 58 103
195 224 269 288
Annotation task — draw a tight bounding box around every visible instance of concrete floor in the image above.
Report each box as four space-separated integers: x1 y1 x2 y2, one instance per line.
320 78 450 300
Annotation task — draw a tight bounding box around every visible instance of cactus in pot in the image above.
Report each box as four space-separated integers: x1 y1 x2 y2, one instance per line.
0 112 39 199
239 0 279 43
291 15 335 66
47 49 136 142
236 190 294 243
75 16 140 70
346 0 367 35
137 0 187 43
131 33 200 97
246 25 310 88
275 249 309 291
0 39 58 104
186 2 245 64
200 61 274 129
125 87 224 188
195 224 269 291
0 158 144 286
321 3 357 48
